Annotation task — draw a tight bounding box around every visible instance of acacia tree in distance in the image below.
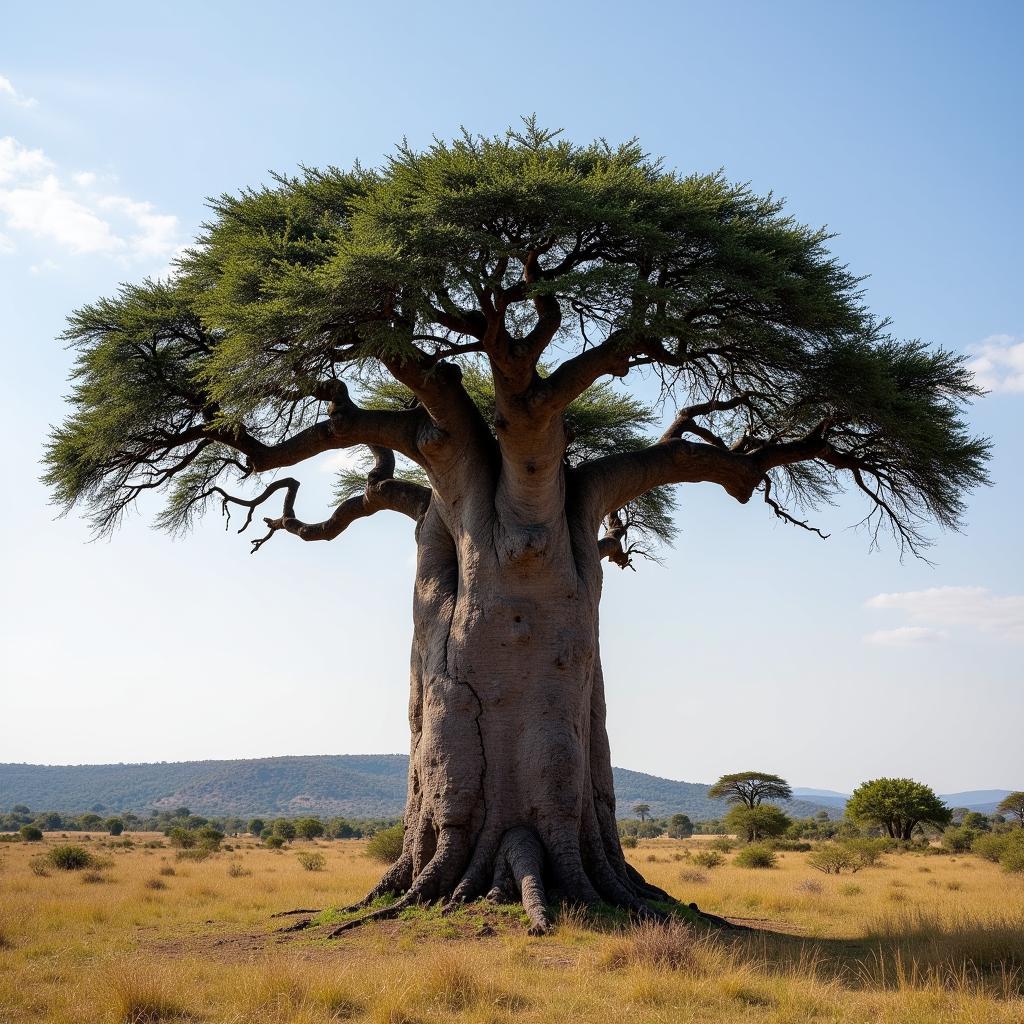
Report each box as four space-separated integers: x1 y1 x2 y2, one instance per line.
845 778 952 840
44 122 989 934
632 803 651 822
708 772 793 809
997 792 1024 827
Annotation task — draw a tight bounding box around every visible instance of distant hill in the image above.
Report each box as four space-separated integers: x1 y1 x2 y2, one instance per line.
0 755 846 820
940 790 1013 814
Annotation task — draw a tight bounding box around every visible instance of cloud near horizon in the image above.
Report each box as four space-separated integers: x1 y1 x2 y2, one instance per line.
864 586 1024 644
967 334 1024 394
0 136 183 271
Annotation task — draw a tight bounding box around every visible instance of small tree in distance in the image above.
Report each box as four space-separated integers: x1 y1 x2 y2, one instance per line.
632 803 651 822
725 804 791 843
997 792 1024 828
846 778 951 840
708 772 792 808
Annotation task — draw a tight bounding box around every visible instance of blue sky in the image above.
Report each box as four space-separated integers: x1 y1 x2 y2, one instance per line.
1 1 1021 793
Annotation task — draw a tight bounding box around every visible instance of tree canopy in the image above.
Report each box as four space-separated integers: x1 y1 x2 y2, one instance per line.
44 119 989 566
845 778 952 840
708 772 793 808
997 792 1024 827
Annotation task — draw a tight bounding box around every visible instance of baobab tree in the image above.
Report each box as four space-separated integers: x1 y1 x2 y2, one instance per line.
44 123 989 934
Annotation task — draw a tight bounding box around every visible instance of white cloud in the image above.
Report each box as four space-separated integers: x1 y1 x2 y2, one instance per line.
967 334 1024 393
865 586 1024 641
864 626 946 647
0 136 182 270
0 137 52 183
0 75 37 109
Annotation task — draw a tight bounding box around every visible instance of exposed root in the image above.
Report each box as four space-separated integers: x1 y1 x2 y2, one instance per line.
274 915 316 934
327 894 417 937
270 908 321 918
498 827 551 935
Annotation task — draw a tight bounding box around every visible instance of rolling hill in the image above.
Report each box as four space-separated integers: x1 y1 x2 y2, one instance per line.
0 756 840 821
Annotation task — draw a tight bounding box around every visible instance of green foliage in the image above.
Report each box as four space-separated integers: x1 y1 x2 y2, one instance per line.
807 843 854 874
668 813 694 839
942 825 979 853
48 845 92 871
247 819 265 836
196 826 224 851
725 804 791 843
271 819 296 841
632 803 651 822
365 823 404 864
708 772 793 809
18 825 43 842
997 792 1024 825
691 850 724 869
972 833 1010 863
734 844 777 869
620 834 638 849
106 817 124 836
1001 834 1024 874
166 827 196 850
846 779 952 840
296 851 326 872
294 817 326 840
263 834 285 849
43 123 989 563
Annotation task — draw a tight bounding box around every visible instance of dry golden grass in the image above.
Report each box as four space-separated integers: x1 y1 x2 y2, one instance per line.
0 832 1022 1022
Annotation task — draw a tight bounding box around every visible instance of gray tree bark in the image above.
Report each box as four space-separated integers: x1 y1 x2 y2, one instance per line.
351 492 667 934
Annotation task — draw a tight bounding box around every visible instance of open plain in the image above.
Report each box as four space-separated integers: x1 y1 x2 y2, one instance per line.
1 833 1022 1024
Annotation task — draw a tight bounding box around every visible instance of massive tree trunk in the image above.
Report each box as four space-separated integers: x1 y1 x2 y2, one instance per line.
353 492 667 934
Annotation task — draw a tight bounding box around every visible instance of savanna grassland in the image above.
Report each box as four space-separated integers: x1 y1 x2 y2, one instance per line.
1 833 1022 1024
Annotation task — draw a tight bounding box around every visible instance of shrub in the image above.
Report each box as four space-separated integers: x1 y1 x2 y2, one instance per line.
972 833 1009 863
18 825 43 842
145 878 168 890
796 878 823 895
839 883 862 896
264 834 285 849
158 865 176 877
48 845 92 871
296 851 326 872
734 844 776 869
807 844 854 874
941 826 978 853
106 818 124 836
227 861 251 877
843 837 890 867
271 819 297 841
621 834 638 849
365 823 404 864
1001 833 1024 874
196 826 224 851
709 837 736 853
166 827 196 850
692 850 723 869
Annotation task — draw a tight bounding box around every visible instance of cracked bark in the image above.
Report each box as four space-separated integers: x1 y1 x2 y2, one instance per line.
339 465 679 933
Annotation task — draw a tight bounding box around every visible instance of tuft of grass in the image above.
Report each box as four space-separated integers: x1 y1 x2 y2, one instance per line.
600 920 699 971
105 961 190 1023
295 851 326 872
144 878 168 891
